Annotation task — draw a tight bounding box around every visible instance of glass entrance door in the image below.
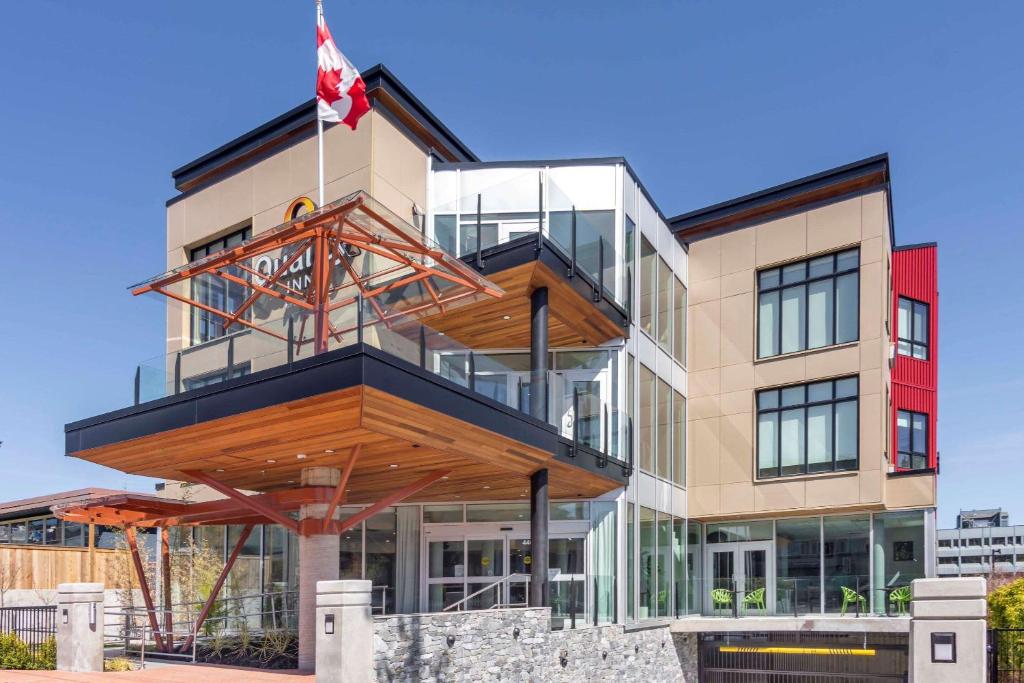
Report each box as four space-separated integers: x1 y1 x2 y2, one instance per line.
703 541 774 615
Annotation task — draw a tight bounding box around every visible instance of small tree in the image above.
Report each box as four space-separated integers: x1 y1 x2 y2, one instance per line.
989 576 1024 628
0 556 23 607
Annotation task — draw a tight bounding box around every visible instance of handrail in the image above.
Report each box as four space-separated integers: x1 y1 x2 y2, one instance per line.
441 573 530 612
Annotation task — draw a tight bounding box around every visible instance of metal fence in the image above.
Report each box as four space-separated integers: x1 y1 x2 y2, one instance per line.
698 631 909 683
0 605 57 658
991 629 1024 683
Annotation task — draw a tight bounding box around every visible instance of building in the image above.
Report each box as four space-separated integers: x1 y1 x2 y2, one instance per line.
937 509 1023 577
56 64 940 674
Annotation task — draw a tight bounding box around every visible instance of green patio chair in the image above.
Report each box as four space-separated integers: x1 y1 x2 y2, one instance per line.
840 586 867 616
743 587 766 613
711 588 734 615
888 586 912 615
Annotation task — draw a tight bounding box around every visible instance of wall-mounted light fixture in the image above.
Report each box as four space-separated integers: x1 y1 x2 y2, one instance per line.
61 609 68 625
931 632 956 663
89 603 96 627
324 614 335 635
446 634 456 647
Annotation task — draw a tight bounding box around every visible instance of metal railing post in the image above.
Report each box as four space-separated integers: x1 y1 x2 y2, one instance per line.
287 318 295 364
569 578 576 630
134 366 141 405
536 171 544 251
593 577 599 627
226 336 235 376
594 239 604 302
475 193 483 269
173 352 181 395
419 324 427 369
732 578 738 619
571 387 579 458
357 294 364 345
568 205 577 278
468 352 476 392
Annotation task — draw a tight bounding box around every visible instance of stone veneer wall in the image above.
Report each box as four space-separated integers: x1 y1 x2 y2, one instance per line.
373 607 697 682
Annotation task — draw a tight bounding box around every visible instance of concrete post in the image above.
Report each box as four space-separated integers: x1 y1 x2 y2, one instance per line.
56 582 104 673
909 577 987 683
316 580 373 683
298 467 342 672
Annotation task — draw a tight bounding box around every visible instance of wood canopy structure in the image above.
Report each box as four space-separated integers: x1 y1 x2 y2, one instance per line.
132 190 502 354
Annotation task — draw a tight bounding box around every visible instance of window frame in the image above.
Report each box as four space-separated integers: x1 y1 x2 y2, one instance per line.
757 248 860 359
756 376 860 479
897 297 929 360
188 226 253 346
896 408 929 471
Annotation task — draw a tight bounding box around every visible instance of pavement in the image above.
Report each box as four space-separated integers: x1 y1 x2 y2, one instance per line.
0 663 313 682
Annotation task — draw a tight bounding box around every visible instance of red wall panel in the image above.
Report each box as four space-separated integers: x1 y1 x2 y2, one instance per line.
891 244 938 471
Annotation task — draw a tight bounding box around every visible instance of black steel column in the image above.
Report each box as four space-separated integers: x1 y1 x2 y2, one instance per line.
530 468 549 607
529 287 549 422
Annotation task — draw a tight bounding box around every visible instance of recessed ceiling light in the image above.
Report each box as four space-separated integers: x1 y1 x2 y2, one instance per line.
266 459 276 464
287 480 295 484
297 453 307 459
389 464 399 469
323 449 333 454
483 485 491 490
215 468 225 473
441 476 449 481
502 315 511 320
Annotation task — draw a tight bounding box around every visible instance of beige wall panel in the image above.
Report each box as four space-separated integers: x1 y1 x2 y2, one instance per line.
859 367 882 397
720 390 751 417
804 345 860 380
720 270 753 299
806 197 861 254
167 201 185 254
179 171 255 249
688 368 720 399
859 392 884 470
860 261 883 341
371 173 419 225
689 277 721 306
250 145 295 216
688 485 720 518
690 417 721 486
690 301 721 371
688 235 721 283
861 191 886 239
859 468 883 505
719 412 753 484
859 337 882 372
720 229 755 275
720 482 755 514
804 474 861 508
754 480 806 512
720 293 754 365
755 214 807 266
860 235 884 265
688 395 721 421
753 355 806 388
885 475 937 509
371 111 428 217
721 362 754 394
322 120 373 188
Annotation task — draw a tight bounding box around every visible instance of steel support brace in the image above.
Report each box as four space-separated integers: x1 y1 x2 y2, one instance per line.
125 526 167 652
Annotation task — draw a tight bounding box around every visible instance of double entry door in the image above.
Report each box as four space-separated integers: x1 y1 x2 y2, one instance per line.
423 528 586 616
704 541 774 615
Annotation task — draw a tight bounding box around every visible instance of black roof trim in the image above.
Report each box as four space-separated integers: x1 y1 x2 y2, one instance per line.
894 242 937 252
669 154 894 244
170 64 477 193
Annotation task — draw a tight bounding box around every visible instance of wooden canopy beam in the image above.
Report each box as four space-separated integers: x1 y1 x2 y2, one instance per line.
180 470 299 534
322 443 361 532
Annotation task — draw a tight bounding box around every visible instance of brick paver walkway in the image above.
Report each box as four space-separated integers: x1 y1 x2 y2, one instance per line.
0 663 313 682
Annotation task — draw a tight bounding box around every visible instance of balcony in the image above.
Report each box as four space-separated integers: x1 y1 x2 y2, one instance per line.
66 191 629 504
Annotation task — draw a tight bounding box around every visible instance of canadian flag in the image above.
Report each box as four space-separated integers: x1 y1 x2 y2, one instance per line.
316 13 370 129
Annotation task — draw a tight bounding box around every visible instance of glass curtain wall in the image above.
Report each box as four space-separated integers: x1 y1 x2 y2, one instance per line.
872 511 926 612
639 506 656 619
592 502 617 624
626 502 635 621
823 515 870 613
775 517 821 615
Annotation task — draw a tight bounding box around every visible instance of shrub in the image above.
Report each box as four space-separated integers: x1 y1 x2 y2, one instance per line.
0 632 34 670
34 637 56 670
989 576 1024 628
105 657 134 672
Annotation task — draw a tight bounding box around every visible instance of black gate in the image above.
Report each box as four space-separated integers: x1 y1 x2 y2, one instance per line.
990 629 1024 683
0 605 57 658
699 631 909 683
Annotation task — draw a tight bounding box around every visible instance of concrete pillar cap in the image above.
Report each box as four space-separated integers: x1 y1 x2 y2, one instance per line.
57 583 104 594
317 579 372 594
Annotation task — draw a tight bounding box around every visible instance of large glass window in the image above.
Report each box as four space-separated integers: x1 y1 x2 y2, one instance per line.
672 389 686 487
626 502 635 621
757 377 859 478
686 522 701 615
656 512 672 618
640 237 656 337
189 227 252 345
638 506 656 619
592 502 617 625
673 518 685 617
775 518 821 615
366 508 397 614
758 249 859 358
673 276 686 365
656 378 672 480
823 515 870 613
657 257 672 350
639 364 655 473
871 511 925 612
897 297 929 360
897 410 929 470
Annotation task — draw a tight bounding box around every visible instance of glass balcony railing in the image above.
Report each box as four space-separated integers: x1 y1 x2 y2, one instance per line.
431 168 628 312
133 297 632 469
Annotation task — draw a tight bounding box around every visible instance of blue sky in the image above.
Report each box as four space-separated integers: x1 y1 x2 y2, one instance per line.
0 1 1020 528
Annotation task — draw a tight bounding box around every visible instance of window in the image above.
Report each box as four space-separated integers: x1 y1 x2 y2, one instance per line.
656 378 671 479
897 410 929 470
673 277 686 365
639 364 655 473
672 389 686 487
897 297 929 360
189 227 252 345
639 237 656 337
758 249 859 358
657 257 672 350
757 377 859 478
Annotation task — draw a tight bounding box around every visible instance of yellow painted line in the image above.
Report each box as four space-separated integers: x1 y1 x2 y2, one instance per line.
719 646 877 656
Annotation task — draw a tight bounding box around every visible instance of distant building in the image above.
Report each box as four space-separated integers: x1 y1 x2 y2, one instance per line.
937 508 1023 576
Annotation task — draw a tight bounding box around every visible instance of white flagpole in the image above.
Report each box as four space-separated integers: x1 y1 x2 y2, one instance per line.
316 0 325 207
